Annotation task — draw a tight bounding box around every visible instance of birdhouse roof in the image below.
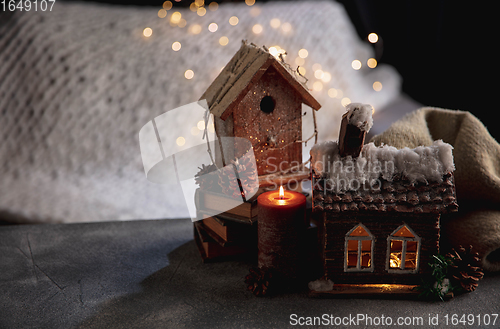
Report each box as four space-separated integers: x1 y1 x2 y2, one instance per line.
200 41 321 121
310 140 458 214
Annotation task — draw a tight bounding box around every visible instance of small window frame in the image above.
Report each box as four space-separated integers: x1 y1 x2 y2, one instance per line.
386 224 421 274
344 223 375 273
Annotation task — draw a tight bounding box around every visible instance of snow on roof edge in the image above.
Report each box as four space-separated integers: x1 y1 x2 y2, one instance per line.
310 139 455 189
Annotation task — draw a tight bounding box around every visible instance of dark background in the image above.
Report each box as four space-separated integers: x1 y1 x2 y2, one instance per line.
59 0 496 140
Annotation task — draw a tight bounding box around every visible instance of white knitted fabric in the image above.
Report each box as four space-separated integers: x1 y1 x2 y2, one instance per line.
0 1 401 223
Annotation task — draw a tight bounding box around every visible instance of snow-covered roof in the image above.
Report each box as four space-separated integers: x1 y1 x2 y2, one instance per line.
310 140 458 214
311 139 455 189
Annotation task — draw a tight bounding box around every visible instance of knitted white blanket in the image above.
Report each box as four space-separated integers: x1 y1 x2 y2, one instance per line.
0 1 400 223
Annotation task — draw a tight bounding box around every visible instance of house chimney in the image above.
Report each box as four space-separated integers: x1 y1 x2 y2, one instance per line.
338 103 373 158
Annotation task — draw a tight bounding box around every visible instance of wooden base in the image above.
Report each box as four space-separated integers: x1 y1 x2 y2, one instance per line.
309 283 420 299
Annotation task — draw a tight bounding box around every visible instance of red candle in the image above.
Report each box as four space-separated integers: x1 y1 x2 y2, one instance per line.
257 186 307 279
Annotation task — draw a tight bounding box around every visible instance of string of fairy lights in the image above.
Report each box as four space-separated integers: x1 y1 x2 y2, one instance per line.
141 0 383 147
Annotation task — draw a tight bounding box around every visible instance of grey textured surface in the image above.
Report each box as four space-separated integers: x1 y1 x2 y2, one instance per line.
1 219 499 328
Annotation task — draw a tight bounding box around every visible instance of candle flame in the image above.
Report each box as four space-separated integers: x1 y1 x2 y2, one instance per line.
279 186 284 200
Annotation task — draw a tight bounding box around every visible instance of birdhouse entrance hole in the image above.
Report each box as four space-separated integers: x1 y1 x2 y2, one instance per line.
260 96 275 114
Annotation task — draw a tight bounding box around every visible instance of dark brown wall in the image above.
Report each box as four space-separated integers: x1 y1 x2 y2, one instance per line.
321 212 440 285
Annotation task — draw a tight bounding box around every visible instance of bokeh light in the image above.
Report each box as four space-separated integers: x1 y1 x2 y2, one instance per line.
185 69 195 80
368 32 379 43
143 27 153 37
252 24 263 34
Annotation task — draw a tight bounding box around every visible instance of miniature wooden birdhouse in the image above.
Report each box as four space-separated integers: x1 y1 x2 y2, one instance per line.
200 41 321 177
309 104 458 296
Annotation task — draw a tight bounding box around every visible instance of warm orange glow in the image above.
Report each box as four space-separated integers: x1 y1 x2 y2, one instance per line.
279 186 284 199
390 252 401 268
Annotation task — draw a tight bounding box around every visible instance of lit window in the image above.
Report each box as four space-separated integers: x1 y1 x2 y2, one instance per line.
345 224 374 272
387 224 421 273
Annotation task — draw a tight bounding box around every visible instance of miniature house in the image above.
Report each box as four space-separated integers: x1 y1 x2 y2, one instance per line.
200 41 321 177
310 104 458 291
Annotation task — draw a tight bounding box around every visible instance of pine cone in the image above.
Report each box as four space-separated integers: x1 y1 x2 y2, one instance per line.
446 245 484 292
235 156 259 197
245 267 275 297
195 163 218 191
218 164 241 198
218 157 259 199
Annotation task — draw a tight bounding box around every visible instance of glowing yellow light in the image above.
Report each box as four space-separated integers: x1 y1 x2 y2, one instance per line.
208 1 218 11
313 81 323 92
269 46 279 57
208 123 215 133
279 186 285 199
189 2 198 12
208 23 218 32
373 81 383 91
312 63 322 71
322 72 332 83
158 9 167 18
190 24 202 35
197 7 206 16
176 136 186 146
341 97 351 107
229 16 239 26
351 60 362 70
194 0 204 6
281 22 292 33
197 120 205 130
368 32 379 43
163 0 172 10
367 58 377 68
295 57 305 66
297 66 306 76
178 19 187 28
328 88 338 98
219 36 229 46
272 46 287 57
270 18 281 29
172 41 181 51
298 48 308 59
184 69 194 80
390 253 401 268
143 27 153 37
191 126 199 136
314 69 324 80
252 24 263 34
171 11 181 23
245 0 255 6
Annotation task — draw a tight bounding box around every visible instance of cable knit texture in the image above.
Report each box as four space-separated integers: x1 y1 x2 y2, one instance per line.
0 1 400 223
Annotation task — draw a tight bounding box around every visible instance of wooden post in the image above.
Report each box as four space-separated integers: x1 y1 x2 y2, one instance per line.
338 112 366 158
